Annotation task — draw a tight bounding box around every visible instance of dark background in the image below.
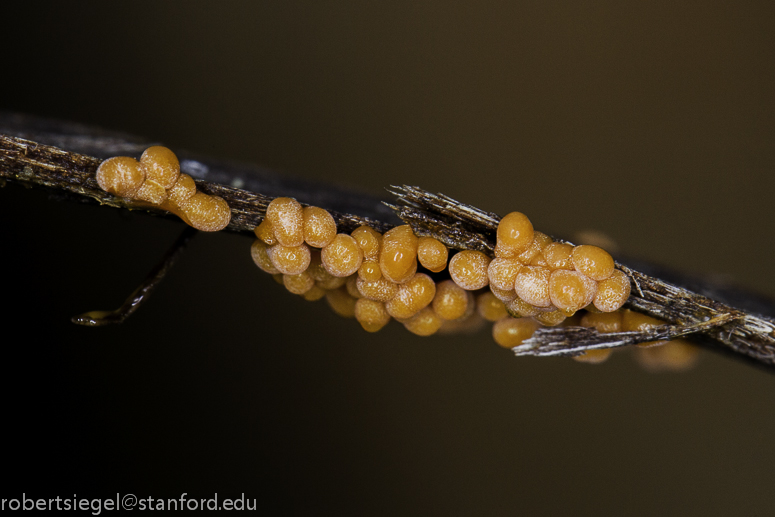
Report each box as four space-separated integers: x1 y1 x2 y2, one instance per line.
1 2 774 515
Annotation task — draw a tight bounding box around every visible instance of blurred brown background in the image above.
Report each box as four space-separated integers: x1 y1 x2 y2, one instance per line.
1 1 774 515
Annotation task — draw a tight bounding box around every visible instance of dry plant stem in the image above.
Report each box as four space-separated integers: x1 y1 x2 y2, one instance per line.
388 186 775 367
71 226 198 326
2 114 775 368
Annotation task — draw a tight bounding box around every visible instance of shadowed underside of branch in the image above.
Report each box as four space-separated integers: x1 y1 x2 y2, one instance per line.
2 113 774 370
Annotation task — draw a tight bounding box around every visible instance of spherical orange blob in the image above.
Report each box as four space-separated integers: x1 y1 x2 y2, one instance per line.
496 212 534 257
254 219 277 245
580 311 623 333
355 298 391 332
303 206 337 248
356 276 399 302
96 156 145 197
250 240 280 274
266 197 304 247
403 307 442 336
302 285 326 301
492 318 539 348
307 250 347 290
513 266 552 308
571 245 615 281
358 260 382 282
379 225 419 284
542 242 574 271
476 292 509 322
489 286 518 303
133 180 167 205
140 146 180 189
417 237 448 273
325 287 357 318
516 232 552 264
432 280 470 320
533 309 567 326
634 339 700 372
346 275 362 299
621 309 668 348
283 271 315 295
593 269 631 312
548 269 598 313
621 309 665 332
385 273 437 319
487 258 523 291
322 234 363 278
268 243 311 275
182 192 231 232
164 173 197 211
351 226 382 261
505 297 541 317
449 250 491 290
573 349 613 364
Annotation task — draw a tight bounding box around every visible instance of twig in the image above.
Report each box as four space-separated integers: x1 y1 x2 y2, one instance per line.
71 226 198 326
3 113 775 369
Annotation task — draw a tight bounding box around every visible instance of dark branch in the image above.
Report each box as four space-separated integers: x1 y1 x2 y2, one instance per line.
3 113 775 369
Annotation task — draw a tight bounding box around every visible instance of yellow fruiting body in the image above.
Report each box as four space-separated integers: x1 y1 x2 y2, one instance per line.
514 266 552 308
302 285 326 301
571 245 615 281
379 225 419 284
432 280 470 320
266 197 304 247
449 250 491 290
268 243 311 275
548 269 598 313
492 318 540 348
133 180 168 205
487 258 523 291
417 236 448 273
322 234 363 278
386 273 436 319
346 275 362 299
325 287 358 318
165 173 197 208
358 260 383 282
250 240 281 274
533 309 567 326
476 292 509 322
254 219 277 245
96 156 145 197
634 340 700 371
542 242 574 270
356 276 399 302
489 286 518 303
580 311 622 333
593 269 631 312
516 232 552 263
140 146 180 189
505 296 541 317
573 349 612 364
621 309 668 348
351 226 382 261
303 206 337 248
403 307 442 336
355 298 391 332
496 212 534 257
283 271 315 295
181 192 231 232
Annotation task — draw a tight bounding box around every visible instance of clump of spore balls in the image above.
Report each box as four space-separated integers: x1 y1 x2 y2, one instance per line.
96 146 231 232
249 199 697 369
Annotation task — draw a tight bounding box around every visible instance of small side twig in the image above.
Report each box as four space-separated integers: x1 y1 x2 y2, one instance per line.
71 226 198 326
